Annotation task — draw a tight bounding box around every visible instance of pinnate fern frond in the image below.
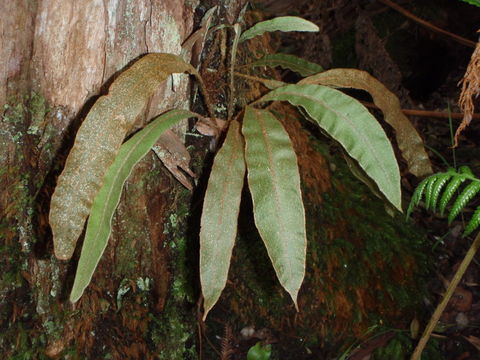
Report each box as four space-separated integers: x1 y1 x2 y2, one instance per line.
448 182 480 224
424 176 438 211
464 207 480 237
439 166 472 215
406 177 430 218
408 166 480 237
429 173 451 212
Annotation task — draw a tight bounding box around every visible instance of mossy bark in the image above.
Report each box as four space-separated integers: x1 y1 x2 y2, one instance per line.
0 0 245 358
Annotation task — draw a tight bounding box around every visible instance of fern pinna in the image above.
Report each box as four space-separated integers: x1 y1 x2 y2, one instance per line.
407 166 480 236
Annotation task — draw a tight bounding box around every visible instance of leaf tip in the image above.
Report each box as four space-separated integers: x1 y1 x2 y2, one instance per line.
53 238 75 261
70 294 80 304
69 289 82 304
202 299 215 321
291 292 300 312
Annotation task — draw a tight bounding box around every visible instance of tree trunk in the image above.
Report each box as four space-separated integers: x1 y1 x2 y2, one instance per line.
0 1 245 358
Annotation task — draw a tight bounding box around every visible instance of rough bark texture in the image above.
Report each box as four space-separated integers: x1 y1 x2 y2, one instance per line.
0 0 246 358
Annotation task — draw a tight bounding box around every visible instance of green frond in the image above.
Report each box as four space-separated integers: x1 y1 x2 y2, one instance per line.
424 176 439 211
407 177 430 218
464 207 480 237
459 165 474 176
439 176 468 216
448 182 480 224
429 173 451 212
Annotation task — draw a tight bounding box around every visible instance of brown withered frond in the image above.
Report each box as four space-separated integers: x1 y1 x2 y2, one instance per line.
455 35 480 147
220 324 234 360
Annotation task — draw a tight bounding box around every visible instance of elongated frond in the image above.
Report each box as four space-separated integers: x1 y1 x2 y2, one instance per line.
424 176 438 211
70 109 196 303
299 68 432 177
408 166 480 237
460 0 480 6
200 120 246 319
448 182 480 224
439 170 471 215
257 83 401 211
406 177 430 218
49 54 197 260
459 165 475 176
464 207 480 237
242 106 306 308
429 173 452 212
247 53 323 76
239 16 319 43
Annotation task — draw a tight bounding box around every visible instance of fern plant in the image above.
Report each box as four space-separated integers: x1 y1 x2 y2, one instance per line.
407 166 480 236
48 13 432 319
408 166 480 359
459 0 480 7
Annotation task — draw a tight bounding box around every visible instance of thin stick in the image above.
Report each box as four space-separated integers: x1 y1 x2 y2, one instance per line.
233 72 480 120
360 101 480 120
411 231 480 359
227 24 242 121
378 0 476 48
194 71 215 119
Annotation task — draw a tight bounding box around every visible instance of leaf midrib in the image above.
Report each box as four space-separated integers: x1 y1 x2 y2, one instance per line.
253 58 316 74
274 90 396 192
253 108 294 285
90 112 178 246
210 128 241 250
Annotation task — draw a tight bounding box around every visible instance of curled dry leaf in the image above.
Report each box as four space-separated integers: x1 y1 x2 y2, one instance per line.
195 117 227 137
49 53 196 260
299 68 433 178
456 40 480 146
181 6 217 66
196 117 228 151
152 129 196 191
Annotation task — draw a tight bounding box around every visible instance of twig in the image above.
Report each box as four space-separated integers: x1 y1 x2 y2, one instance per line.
227 24 242 121
235 72 480 120
194 71 215 119
377 0 476 48
360 101 480 120
411 231 480 359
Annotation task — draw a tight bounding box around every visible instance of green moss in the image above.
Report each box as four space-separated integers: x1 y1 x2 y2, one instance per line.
166 189 195 303
27 92 48 136
147 188 197 359
150 298 197 360
2 102 25 125
42 319 63 340
5 323 49 360
0 226 26 295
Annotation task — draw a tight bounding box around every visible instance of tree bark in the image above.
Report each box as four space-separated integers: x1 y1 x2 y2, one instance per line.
0 1 245 358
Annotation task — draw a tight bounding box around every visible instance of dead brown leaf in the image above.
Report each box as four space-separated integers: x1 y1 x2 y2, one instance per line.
456 38 480 146
300 68 433 177
463 335 480 351
195 117 227 137
152 130 196 190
